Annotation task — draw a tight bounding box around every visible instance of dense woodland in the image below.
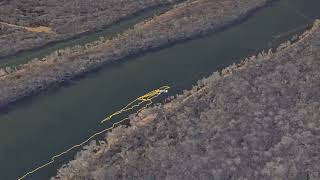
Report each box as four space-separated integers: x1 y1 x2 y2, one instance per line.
0 0 269 109
0 0 180 57
1 0 319 179
54 20 320 180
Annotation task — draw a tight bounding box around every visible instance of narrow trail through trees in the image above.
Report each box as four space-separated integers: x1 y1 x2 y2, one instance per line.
0 21 55 34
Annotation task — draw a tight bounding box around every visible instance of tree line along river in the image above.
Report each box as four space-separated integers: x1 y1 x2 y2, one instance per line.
0 0 319 179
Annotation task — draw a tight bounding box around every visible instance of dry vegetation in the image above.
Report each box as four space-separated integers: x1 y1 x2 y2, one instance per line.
0 0 270 109
0 22 55 33
0 0 180 57
54 20 320 180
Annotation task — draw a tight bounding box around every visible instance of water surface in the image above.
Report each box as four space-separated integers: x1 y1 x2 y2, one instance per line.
0 0 319 179
0 6 167 68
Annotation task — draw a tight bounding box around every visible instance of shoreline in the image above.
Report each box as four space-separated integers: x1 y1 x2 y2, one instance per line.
0 3 174 61
54 19 320 180
0 0 183 57
0 0 271 109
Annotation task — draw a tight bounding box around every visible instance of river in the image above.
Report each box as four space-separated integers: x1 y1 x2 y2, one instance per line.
0 0 319 179
0 6 167 68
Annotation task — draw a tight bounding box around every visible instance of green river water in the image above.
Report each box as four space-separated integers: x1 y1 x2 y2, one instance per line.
0 0 319 179
0 6 167 68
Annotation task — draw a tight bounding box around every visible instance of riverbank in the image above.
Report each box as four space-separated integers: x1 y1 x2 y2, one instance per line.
0 0 270 109
0 0 181 57
54 19 320 180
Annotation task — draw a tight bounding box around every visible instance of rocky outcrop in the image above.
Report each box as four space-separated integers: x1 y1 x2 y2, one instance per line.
0 0 270 109
54 20 320 180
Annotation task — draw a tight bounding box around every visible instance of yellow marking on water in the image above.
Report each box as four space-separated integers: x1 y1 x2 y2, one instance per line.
18 86 170 180
0 22 55 34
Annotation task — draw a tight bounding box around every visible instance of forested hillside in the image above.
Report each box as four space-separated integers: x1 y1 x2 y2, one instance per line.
0 0 269 109
54 20 320 180
0 0 180 57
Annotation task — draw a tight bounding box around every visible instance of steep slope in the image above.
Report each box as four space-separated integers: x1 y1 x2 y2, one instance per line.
0 0 270 109
55 20 320 180
0 0 181 57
